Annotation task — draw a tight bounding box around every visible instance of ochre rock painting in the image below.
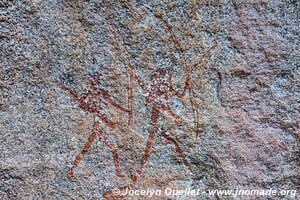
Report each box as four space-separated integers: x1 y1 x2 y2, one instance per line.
1 1 299 200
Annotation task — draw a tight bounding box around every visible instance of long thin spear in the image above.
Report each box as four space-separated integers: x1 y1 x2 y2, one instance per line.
156 14 217 143
104 3 134 126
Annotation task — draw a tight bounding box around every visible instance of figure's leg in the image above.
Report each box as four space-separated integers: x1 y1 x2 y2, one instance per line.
160 104 181 124
97 113 115 129
97 128 124 178
67 128 98 179
160 129 190 167
102 173 137 199
136 106 160 176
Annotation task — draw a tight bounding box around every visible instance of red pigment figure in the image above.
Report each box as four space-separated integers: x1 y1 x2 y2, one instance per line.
155 14 217 143
130 64 191 173
103 65 191 199
56 74 131 178
102 3 217 198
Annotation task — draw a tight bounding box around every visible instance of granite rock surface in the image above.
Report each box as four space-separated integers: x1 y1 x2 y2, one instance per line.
0 0 299 199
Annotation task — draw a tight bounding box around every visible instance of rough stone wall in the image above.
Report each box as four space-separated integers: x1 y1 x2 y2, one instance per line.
0 0 299 199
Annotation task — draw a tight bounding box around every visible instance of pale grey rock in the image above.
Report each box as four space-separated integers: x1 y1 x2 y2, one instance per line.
0 1 299 199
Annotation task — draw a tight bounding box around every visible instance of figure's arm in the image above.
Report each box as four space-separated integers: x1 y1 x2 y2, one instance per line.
106 97 131 113
171 43 217 98
97 112 115 129
127 67 147 92
100 90 131 113
169 70 190 98
55 80 81 101
167 64 186 98
190 43 217 71
159 104 181 124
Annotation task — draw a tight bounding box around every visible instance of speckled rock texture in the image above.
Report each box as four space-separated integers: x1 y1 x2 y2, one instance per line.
0 0 299 199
